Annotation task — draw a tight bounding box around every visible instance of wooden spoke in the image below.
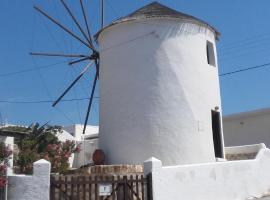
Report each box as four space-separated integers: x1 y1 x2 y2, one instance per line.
30 52 88 58
52 61 94 107
69 57 90 65
60 0 95 49
80 0 94 46
82 70 98 134
34 5 94 51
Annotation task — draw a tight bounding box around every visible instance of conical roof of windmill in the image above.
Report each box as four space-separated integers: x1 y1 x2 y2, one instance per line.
96 1 220 39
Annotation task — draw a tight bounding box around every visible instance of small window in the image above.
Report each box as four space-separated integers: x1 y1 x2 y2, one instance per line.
206 41 216 67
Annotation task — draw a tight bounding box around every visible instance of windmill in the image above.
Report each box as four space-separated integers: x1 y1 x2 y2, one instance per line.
30 0 105 134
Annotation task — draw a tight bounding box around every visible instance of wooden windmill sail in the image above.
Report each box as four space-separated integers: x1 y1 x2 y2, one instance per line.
30 0 104 134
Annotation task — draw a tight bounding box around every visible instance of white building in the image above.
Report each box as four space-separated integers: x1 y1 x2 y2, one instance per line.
97 2 224 165
62 124 99 141
61 124 99 168
223 108 270 147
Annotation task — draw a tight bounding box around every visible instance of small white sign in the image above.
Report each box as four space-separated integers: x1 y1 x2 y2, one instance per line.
99 183 112 196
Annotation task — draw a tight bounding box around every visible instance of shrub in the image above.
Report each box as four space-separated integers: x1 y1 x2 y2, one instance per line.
12 123 80 174
41 140 80 173
0 142 12 188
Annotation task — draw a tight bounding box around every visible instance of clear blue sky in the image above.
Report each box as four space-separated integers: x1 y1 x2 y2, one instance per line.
1 0 270 126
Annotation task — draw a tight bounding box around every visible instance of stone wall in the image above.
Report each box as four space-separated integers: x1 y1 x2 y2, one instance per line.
76 164 143 176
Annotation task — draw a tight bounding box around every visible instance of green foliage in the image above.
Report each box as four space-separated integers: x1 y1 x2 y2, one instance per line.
0 125 30 132
7 123 79 174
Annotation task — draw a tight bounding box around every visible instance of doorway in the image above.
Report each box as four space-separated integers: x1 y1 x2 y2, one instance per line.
211 110 224 158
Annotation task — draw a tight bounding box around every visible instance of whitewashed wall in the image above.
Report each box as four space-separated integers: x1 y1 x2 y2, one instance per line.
98 18 223 165
223 108 270 147
72 139 98 168
8 159 51 200
144 145 270 200
57 127 99 168
57 129 76 142
63 124 99 141
226 143 265 155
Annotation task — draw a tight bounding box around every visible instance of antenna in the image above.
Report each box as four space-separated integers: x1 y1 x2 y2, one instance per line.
101 0 104 28
0 111 3 126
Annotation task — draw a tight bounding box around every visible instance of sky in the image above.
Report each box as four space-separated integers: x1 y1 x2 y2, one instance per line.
1 0 270 126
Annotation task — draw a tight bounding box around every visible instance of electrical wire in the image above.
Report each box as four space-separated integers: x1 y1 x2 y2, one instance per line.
219 32 270 49
219 62 270 77
219 46 270 62
104 0 120 19
219 39 270 56
0 61 68 78
0 97 99 104
1 61 270 104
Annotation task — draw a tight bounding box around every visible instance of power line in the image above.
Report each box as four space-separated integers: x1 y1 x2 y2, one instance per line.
1 62 270 104
219 32 270 49
0 61 67 78
219 39 270 56
104 0 120 19
0 97 99 104
219 47 270 63
219 62 270 77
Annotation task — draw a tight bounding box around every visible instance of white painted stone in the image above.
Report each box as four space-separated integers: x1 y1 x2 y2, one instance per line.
33 159 51 176
8 159 51 200
147 146 270 200
98 18 224 165
144 157 162 176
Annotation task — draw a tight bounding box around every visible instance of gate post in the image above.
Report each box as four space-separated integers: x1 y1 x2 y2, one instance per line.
123 176 128 200
147 173 153 200
144 157 162 200
8 159 51 200
33 159 51 200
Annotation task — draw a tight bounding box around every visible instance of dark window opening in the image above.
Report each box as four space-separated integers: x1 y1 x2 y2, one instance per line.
211 110 223 158
207 41 216 67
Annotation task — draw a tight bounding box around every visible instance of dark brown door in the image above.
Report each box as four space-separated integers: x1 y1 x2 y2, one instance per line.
211 110 224 158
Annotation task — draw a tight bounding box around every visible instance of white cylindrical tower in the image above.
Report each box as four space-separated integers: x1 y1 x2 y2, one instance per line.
96 2 224 166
